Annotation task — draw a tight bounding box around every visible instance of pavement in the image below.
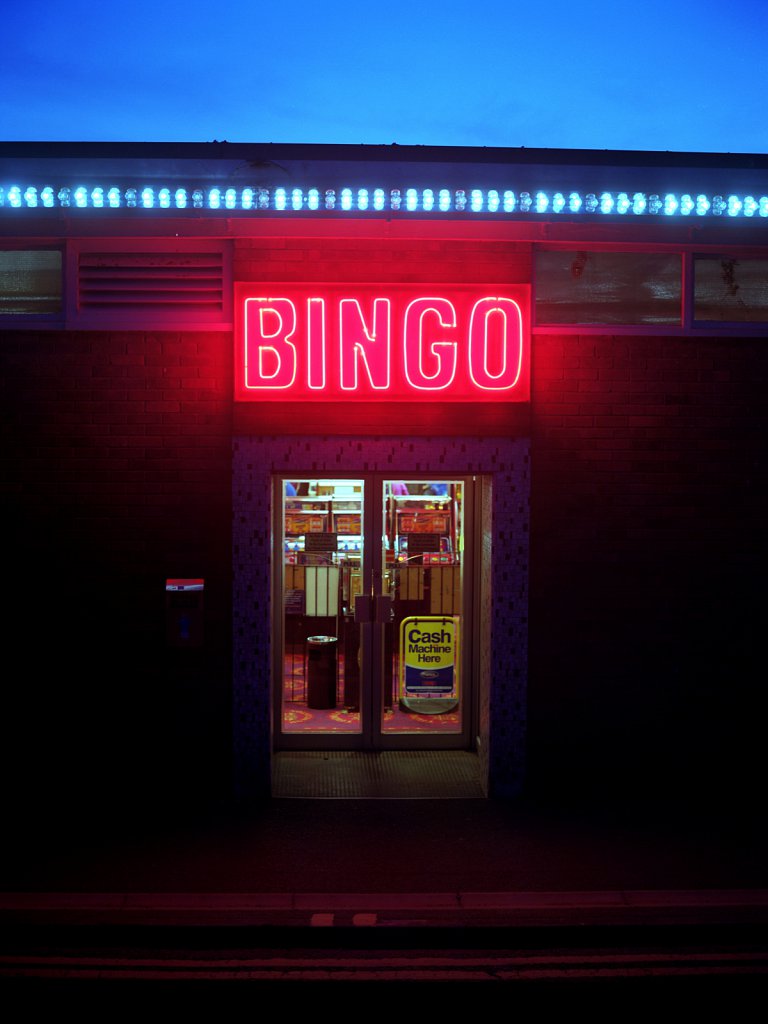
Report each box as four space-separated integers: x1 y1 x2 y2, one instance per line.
2 792 767 929
1 792 767 995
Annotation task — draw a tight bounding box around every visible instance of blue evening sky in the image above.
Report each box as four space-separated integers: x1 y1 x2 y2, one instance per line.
1 0 766 153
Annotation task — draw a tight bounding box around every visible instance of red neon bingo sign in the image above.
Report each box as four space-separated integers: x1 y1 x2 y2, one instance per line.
234 284 530 402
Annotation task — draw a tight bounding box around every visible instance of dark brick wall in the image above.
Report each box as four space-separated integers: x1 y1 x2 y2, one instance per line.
1 328 233 814
528 332 768 805
233 236 532 283
3 233 766 813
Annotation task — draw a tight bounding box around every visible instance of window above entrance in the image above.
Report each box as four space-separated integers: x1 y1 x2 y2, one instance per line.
534 248 768 334
0 249 61 316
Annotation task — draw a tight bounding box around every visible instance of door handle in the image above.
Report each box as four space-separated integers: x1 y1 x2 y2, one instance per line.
354 595 373 624
374 594 393 624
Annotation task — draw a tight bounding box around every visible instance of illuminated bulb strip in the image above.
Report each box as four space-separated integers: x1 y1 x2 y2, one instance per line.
1 183 767 218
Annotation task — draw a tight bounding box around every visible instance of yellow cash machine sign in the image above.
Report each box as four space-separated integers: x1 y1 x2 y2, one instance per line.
399 616 459 698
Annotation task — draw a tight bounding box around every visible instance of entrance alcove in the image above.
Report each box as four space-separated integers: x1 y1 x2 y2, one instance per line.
232 435 529 799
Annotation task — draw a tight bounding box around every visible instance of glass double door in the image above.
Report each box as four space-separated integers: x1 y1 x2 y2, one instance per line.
275 474 473 749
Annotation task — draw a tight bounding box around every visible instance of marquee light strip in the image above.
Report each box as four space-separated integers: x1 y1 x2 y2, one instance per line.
1 185 767 218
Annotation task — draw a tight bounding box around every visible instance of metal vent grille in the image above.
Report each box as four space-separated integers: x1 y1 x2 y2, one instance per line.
78 250 224 311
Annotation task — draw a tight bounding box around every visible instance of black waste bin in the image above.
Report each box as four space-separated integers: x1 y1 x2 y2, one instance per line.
306 635 338 709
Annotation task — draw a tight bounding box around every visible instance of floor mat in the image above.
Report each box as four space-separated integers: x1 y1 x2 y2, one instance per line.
271 750 485 798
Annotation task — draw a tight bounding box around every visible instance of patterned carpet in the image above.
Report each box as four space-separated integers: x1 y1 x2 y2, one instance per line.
282 653 460 734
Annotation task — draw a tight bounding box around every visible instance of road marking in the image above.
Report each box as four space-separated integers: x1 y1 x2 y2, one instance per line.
310 913 334 927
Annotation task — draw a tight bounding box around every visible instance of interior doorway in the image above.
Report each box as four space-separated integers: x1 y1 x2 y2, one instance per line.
274 475 475 751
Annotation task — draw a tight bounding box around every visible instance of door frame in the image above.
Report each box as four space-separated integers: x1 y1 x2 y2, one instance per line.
272 472 478 752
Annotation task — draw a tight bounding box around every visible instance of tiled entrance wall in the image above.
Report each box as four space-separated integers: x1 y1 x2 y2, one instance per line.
233 436 530 799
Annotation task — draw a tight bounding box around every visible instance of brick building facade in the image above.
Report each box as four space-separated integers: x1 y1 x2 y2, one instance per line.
1 143 765 811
